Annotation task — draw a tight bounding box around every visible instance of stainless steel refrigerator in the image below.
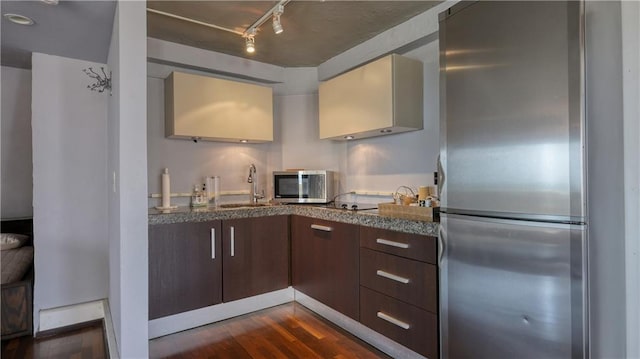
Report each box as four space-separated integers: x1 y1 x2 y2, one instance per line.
438 2 588 358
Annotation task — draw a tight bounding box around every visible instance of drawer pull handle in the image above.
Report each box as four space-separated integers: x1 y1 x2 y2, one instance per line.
376 270 410 284
376 238 409 249
230 226 235 257
211 228 216 259
311 224 333 232
377 312 410 330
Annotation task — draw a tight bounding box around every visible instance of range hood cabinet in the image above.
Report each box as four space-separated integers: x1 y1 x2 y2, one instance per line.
165 71 273 143
319 54 423 141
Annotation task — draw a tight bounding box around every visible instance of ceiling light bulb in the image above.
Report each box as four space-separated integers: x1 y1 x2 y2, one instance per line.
245 36 255 53
40 0 59 4
272 15 283 34
4 13 34 25
344 135 355 140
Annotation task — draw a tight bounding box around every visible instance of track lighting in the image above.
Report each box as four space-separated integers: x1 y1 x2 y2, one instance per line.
272 4 284 34
148 0 290 56
272 16 283 34
245 36 255 53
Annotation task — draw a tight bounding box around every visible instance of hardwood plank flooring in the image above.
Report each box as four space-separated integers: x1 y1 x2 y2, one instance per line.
1 322 106 359
149 302 390 359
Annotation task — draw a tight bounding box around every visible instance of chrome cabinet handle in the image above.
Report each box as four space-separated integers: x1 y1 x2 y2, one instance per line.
376 270 410 284
230 226 235 257
211 228 216 259
311 224 333 232
377 312 410 330
376 238 409 249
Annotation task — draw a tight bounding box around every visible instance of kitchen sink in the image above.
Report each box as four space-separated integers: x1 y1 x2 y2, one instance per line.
219 203 269 208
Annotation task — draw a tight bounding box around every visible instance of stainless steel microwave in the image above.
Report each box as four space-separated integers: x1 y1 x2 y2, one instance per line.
273 170 335 204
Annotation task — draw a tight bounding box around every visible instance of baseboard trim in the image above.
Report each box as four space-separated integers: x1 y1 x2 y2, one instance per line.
148 287 294 339
294 290 426 359
35 319 103 338
37 300 106 334
101 299 119 359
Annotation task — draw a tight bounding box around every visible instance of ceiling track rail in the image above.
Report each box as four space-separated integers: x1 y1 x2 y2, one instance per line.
244 0 291 37
147 0 291 39
146 8 245 36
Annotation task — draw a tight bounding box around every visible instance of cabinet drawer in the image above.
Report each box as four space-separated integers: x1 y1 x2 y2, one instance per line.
360 227 437 264
360 248 437 313
361 287 438 359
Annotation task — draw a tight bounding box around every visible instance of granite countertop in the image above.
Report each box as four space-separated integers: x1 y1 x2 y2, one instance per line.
149 204 439 237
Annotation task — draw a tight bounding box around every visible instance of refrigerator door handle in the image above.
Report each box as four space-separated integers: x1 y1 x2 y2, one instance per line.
437 154 445 199
438 226 445 264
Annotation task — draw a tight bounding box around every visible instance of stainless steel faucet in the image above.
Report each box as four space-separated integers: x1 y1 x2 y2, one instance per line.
247 164 264 204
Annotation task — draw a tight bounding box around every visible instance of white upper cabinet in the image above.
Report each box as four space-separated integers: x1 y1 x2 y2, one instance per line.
319 54 423 140
165 71 273 143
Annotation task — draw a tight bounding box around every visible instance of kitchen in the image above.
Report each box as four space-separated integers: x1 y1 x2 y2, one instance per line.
0 1 638 358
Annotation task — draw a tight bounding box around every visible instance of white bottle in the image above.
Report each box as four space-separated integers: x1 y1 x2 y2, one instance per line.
161 168 171 208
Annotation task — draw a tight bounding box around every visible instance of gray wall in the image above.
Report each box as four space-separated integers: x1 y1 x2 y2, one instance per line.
1 66 32 219
621 1 640 357
586 2 627 357
107 2 149 357
31 53 109 330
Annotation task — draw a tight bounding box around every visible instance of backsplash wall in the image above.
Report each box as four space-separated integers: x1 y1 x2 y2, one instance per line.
147 77 282 207
146 40 440 207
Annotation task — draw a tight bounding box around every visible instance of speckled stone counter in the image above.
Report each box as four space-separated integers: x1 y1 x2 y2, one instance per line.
149 205 439 236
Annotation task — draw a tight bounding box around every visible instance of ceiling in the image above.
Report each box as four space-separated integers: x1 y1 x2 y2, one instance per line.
1 0 116 69
148 1 440 67
1 1 439 70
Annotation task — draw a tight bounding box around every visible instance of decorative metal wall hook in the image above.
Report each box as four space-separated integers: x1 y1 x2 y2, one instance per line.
83 67 112 95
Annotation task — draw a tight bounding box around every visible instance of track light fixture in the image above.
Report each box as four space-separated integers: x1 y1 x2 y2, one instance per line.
245 36 255 53
272 4 284 34
147 0 290 56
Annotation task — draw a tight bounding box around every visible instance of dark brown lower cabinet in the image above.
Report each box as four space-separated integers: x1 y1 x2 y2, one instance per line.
222 216 290 302
359 226 439 358
360 287 438 359
149 221 222 319
291 216 360 320
360 248 438 312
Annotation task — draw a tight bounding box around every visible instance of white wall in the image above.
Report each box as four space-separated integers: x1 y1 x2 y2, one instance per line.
107 1 149 357
344 41 441 200
31 53 109 331
146 38 443 206
622 1 640 357
278 94 340 172
147 76 280 206
1 66 32 219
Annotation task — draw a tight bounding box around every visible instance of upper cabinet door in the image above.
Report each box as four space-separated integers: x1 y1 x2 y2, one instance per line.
165 71 273 143
319 54 423 141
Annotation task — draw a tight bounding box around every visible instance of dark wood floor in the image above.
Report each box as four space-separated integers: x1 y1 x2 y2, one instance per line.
1 303 388 358
1 322 106 359
149 302 390 359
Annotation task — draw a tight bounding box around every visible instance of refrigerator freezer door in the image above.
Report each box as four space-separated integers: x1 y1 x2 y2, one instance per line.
439 214 587 359
439 1 585 222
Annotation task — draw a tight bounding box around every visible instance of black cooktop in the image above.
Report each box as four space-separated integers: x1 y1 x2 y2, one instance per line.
325 202 378 211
